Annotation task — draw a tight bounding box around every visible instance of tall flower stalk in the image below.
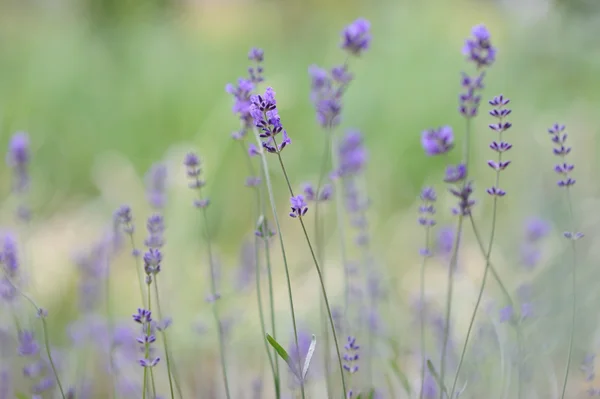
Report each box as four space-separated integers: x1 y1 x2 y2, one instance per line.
451 95 513 397
547 123 582 398
417 187 437 399
184 152 232 399
250 87 348 397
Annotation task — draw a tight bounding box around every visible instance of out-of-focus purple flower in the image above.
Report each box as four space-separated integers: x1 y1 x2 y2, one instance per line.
247 47 265 83
0 369 10 399
245 176 262 188
309 64 352 128
524 218 550 242
459 72 485 118
303 183 334 202
6 131 30 194
144 214 165 249
418 187 437 228
422 363 438 398
75 240 111 312
449 181 475 216
437 226 455 257
114 205 135 235
226 78 255 138
581 353 596 382
289 195 308 218
343 336 360 374
336 130 367 178
184 152 210 207
18 330 40 357
421 126 454 156
235 240 256 291
341 18 372 56
0 233 19 277
145 163 168 209
444 164 467 183
287 329 313 382
248 143 260 157
463 24 496 69
521 218 550 269
548 124 576 188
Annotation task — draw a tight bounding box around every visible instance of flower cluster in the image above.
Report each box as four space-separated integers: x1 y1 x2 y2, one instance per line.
18 330 56 395
145 163 168 209
459 25 496 118
249 87 291 153
289 195 308 218
133 308 160 368
486 95 513 197
340 18 372 56
0 233 19 301
303 182 333 202
247 47 264 84
548 124 575 188
444 164 474 216
418 187 437 256
421 126 455 156
342 336 359 374
309 64 352 128
184 152 210 208
520 218 550 269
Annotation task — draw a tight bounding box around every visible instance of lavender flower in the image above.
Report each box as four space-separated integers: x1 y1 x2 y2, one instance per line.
343 336 359 374
250 87 291 153
145 163 168 209
17 330 55 395
548 124 576 188
336 130 367 178
309 64 352 128
303 183 333 202
289 195 308 218
418 187 437 256
459 25 496 118
226 78 255 139
463 24 496 68
486 95 513 197
341 18 372 56
144 214 165 249
421 126 455 156
184 152 210 208
6 131 30 194
133 308 160 368
521 218 550 269
247 47 264 83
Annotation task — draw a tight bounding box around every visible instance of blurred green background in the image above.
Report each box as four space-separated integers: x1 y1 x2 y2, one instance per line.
2 0 600 396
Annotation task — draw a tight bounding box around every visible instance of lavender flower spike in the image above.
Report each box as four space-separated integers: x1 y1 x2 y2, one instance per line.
341 18 372 56
145 163 168 209
462 24 497 68
289 195 308 218
421 126 455 156
6 131 30 194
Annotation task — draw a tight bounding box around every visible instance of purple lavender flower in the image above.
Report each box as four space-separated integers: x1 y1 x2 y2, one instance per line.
462 24 497 69
521 218 550 269
548 124 576 188
303 183 334 202
289 195 308 218
144 214 165 249
444 164 467 183
486 95 513 197
0 233 19 277
341 18 372 56
18 330 40 356
226 78 255 139
6 131 30 194
248 47 264 83
254 215 276 239
287 329 313 383
0 369 10 399
250 88 292 153
132 308 160 368
437 226 455 258
336 130 367 178
421 126 454 156
114 205 135 235
184 152 210 207
145 163 168 209
235 240 256 291
418 187 437 256
343 336 359 374
309 64 352 128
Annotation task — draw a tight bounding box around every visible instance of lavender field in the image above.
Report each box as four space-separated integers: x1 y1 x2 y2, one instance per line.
2 0 600 398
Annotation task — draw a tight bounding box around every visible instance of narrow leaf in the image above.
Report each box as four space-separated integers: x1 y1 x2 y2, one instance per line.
427 360 449 397
389 360 412 395
266 333 293 370
301 334 317 380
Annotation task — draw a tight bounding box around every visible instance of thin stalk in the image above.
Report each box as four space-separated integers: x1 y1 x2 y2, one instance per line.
439 116 472 398
201 208 232 399
419 228 432 399
314 133 333 398
272 140 347 398
125 230 146 307
153 278 182 399
560 188 578 399
468 215 521 395
253 129 305 399
2 274 66 399
451 117 507 397
239 140 280 397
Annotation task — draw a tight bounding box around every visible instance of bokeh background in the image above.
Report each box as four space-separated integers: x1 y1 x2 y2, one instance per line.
2 0 600 397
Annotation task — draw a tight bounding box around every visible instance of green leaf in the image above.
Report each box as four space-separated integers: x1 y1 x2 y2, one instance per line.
301 334 316 380
355 389 376 399
266 333 293 371
15 393 29 399
389 359 412 395
427 360 449 397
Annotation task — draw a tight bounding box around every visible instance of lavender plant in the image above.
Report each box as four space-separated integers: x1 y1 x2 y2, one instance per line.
0 13 593 399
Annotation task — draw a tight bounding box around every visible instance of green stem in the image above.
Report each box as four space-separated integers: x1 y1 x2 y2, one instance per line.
273 143 347 398
560 188 578 399
239 140 280 398
451 117 507 397
315 133 333 398
153 278 182 399
201 208 232 399
253 129 305 399
419 227 431 399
